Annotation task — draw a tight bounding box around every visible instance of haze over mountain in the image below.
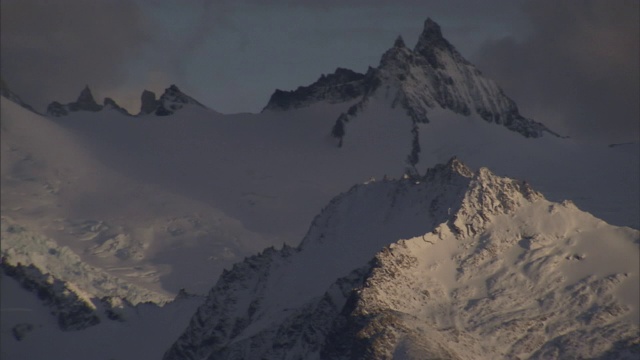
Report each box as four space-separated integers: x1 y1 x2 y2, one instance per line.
1 16 638 360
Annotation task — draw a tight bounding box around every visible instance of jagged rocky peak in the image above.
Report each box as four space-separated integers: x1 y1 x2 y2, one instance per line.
424 156 474 181
375 17 553 138
413 17 456 61
44 84 206 117
46 85 107 117
164 159 639 360
393 35 406 48
75 86 102 111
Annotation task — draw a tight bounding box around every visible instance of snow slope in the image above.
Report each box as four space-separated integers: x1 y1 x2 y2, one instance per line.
164 159 639 360
0 266 203 360
1 97 271 296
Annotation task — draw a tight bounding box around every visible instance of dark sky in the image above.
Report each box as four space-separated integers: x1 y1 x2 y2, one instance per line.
1 0 638 144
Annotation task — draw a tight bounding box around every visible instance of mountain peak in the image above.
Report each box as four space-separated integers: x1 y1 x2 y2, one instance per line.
78 85 94 101
73 85 102 112
164 159 637 359
46 85 103 116
423 17 441 34
393 35 406 48
154 84 205 116
413 18 456 67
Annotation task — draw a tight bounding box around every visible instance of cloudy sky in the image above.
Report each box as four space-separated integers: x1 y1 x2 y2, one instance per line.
1 0 638 143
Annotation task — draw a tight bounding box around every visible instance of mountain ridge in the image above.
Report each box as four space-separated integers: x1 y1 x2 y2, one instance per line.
44 84 206 117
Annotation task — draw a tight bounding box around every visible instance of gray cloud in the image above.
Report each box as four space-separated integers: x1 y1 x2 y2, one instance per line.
473 0 639 144
0 0 150 111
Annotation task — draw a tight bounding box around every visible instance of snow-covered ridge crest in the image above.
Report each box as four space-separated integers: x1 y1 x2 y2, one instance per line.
160 158 640 360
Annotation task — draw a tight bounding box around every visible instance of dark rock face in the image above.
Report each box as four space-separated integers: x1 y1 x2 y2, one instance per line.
413 18 460 70
46 101 69 117
70 86 103 112
140 90 160 115
1 261 100 331
263 68 378 111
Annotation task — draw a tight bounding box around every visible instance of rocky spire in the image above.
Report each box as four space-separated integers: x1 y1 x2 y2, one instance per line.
46 85 104 116
413 18 456 68
139 90 160 115
70 85 103 112
393 35 406 48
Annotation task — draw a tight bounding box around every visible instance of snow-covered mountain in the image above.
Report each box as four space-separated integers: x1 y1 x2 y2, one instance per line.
264 18 553 140
163 159 639 359
1 16 638 359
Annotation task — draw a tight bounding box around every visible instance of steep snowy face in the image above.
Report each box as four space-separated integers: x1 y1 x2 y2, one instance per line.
378 18 551 138
335 204 639 360
264 18 552 139
163 159 639 360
